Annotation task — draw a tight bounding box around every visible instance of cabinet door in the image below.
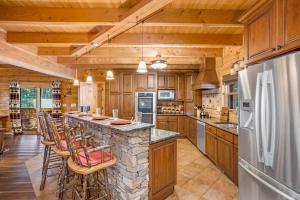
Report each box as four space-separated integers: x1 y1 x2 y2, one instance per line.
168 116 178 132
233 145 238 185
177 75 185 101
156 120 169 130
188 118 197 146
135 74 146 90
206 131 217 164
185 74 193 101
123 73 133 93
246 2 276 60
166 74 176 89
108 94 121 116
122 93 134 119
178 116 186 136
147 73 156 90
110 73 121 93
283 0 300 47
157 74 166 89
217 138 234 180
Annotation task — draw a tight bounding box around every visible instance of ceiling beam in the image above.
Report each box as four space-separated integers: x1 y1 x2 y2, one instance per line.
38 47 223 57
0 6 243 28
7 32 243 47
70 64 200 70
71 0 174 57
58 56 205 65
0 39 75 79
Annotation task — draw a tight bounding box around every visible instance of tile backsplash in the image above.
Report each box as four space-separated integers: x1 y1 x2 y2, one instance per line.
202 88 238 123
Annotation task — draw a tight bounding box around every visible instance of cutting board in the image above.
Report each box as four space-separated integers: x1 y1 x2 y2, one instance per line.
220 107 229 121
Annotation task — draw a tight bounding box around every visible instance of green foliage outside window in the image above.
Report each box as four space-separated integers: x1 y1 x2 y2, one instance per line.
21 88 36 108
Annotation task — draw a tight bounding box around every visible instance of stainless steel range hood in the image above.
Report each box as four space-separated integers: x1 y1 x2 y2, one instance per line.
193 57 219 90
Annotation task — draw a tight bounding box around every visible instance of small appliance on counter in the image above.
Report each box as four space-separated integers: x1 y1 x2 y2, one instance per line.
157 90 175 100
194 105 208 118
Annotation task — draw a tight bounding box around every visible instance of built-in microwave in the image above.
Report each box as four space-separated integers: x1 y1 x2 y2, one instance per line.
157 90 176 100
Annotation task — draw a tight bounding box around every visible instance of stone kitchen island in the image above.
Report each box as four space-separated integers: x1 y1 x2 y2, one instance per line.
66 114 178 200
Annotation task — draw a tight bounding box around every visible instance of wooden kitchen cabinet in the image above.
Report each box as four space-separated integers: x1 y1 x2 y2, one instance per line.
233 135 239 185
176 75 185 101
217 137 234 180
156 115 178 132
135 72 156 91
240 0 300 64
178 116 186 136
157 74 177 89
184 74 193 101
149 138 177 200
206 131 218 164
110 73 121 93
188 117 197 146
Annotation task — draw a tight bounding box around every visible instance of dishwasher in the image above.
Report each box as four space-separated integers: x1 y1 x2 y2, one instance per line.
197 121 206 154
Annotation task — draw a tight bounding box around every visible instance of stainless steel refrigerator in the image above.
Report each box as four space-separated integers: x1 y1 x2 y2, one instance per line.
238 51 300 200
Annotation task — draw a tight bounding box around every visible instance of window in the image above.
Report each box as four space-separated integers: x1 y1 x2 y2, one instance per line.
225 81 238 109
225 82 238 109
41 88 52 108
20 88 36 108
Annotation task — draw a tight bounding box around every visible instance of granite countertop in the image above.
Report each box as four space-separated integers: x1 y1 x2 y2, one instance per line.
65 114 154 133
150 128 179 144
186 115 238 135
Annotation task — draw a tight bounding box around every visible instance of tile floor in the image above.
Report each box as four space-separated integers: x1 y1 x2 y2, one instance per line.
167 139 238 200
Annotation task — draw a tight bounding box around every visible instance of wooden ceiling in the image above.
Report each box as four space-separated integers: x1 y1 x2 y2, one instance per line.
0 0 257 74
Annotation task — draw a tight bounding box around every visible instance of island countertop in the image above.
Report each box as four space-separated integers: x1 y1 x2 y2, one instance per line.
65 113 154 133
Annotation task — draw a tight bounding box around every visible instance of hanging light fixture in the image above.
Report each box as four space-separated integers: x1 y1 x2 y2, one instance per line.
150 54 167 69
73 57 80 86
137 20 147 73
106 70 114 80
86 75 93 84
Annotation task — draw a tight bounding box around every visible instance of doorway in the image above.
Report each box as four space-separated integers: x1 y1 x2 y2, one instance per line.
20 87 52 134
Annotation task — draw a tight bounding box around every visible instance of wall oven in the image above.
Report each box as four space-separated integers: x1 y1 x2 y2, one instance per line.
157 90 175 100
135 92 156 125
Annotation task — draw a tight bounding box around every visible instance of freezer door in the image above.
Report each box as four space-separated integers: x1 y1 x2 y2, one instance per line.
238 51 300 195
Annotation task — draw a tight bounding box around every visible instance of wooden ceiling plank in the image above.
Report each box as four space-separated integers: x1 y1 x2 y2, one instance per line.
8 32 242 46
69 64 200 70
71 0 174 57
38 47 223 57
0 39 75 79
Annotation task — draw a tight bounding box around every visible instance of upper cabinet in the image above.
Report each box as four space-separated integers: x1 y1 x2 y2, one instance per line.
135 72 157 91
176 75 185 101
240 0 300 64
184 74 193 101
157 74 177 89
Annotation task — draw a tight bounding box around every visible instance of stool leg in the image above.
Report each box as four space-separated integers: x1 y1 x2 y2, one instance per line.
103 169 111 200
82 175 88 200
58 157 67 200
40 145 51 190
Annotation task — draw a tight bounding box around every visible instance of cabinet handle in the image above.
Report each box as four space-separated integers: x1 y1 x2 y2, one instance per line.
276 45 283 50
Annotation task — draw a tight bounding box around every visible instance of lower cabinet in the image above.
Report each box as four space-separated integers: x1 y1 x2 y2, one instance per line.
178 116 186 136
217 137 234 180
205 123 238 185
149 138 177 200
188 118 197 146
206 131 218 164
156 116 178 132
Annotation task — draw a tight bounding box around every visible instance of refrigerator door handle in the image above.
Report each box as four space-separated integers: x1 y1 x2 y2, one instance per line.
255 73 264 163
239 161 296 200
265 70 277 167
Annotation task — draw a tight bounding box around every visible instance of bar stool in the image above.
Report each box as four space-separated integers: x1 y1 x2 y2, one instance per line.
65 127 117 200
38 112 61 191
0 128 6 154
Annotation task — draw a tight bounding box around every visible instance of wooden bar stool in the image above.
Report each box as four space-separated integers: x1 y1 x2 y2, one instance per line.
0 128 6 154
38 112 61 191
66 127 116 200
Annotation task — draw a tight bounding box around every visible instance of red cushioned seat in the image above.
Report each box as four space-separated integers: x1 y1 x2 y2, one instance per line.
78 150 112 167
61 140 81 151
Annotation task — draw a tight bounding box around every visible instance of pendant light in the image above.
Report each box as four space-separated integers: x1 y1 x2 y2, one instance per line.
150 54 167 69
86 75 93 84
73 57 79 86
106 70 114 80
137 20 147 73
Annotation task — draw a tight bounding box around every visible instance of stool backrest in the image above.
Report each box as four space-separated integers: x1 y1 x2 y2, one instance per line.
37 112 53 141
47 115 66 151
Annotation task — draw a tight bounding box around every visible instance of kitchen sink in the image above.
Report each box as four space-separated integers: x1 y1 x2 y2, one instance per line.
213 122 238 129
